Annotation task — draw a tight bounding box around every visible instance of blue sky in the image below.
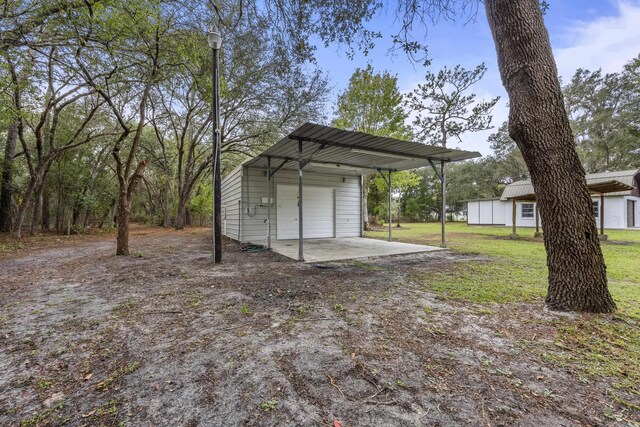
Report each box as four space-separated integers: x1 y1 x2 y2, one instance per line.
313 0 640 155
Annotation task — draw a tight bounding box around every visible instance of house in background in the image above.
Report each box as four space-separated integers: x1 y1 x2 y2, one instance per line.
467 169 640 236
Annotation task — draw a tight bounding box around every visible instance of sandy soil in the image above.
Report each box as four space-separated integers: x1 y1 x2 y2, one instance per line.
0 227 637 426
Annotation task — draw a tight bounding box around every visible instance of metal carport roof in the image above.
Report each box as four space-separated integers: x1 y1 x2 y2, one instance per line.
245 122 481 172
242 122 481 262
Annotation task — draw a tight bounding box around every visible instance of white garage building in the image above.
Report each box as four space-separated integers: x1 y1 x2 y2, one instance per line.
466 170 640 235
222 123 480 261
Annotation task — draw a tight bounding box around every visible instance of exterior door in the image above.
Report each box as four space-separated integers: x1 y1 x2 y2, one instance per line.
628 200 636 228
276 185 335 239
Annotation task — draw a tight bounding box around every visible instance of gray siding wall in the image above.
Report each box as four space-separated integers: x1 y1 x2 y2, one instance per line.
221 166 242 241
240 167 361 243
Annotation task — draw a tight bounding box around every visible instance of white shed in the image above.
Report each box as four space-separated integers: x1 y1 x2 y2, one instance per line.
466 169 640 235
465 197 505 225
222 123 481 261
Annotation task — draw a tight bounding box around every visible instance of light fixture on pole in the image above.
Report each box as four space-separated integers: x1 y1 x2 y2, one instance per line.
208 23 222 263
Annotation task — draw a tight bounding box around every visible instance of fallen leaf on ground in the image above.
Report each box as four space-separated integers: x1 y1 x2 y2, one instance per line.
81 409 97 418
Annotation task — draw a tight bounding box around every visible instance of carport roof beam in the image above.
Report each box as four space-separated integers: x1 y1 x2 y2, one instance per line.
259 154 394 173
244 123 481 173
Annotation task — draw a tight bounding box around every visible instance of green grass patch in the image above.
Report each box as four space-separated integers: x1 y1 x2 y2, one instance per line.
20 402 67 427
260 398 279 411
554 316 640 401
367 222 640 318
352 260 385 271
95 360 139 392
369 222 640 407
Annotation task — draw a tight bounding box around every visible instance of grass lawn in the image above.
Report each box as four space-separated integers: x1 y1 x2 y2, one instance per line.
366 222 640 317
368 222 640 413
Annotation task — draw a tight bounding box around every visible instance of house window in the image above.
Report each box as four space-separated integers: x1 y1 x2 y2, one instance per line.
521 203 534 218
593 200 599 218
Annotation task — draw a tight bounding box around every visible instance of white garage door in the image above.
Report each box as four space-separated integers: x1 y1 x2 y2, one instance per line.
277 185 335 239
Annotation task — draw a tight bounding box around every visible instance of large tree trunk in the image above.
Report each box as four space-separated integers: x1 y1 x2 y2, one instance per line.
115 160 149 255
13 174 39 238
116 192 130 255
30 184 43 235
175 197 187 230
0 123 17 232
485 0 616 312
41 186 50 230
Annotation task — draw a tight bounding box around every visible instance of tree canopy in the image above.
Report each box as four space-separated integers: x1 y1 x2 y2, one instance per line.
564 55 640 172
406 63 499 147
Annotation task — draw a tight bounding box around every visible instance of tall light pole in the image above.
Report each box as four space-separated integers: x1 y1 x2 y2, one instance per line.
208 24 222 263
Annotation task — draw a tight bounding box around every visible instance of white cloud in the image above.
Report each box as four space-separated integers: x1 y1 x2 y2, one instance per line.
442 1 640 155
328 1 640 156
554 1 640 80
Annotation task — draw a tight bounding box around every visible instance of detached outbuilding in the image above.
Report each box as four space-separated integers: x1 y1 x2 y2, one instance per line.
222 123 480 261
466 169 640 236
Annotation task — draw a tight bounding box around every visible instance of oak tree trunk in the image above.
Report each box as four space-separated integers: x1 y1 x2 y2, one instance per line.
115 159 149 255
41 187 50 230
485 0 616 312
175 197 187 230
31 184 43 235
13 172 40 238
116 192 130 255
0 123 17 232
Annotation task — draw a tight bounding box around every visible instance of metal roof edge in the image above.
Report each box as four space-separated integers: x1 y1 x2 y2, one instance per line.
463 197 503 202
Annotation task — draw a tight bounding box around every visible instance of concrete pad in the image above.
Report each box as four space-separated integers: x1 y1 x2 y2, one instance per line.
266 237 443 263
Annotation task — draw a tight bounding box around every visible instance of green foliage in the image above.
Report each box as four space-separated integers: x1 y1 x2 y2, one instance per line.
370 170 420 222
397 168 439 221
260 398 279 411
332 65 414 223
487 121 529 183
190 182 213 226
406 63 499 147
445 159 505 213
0 0 329 235
332 64 413 140
564 54 640 172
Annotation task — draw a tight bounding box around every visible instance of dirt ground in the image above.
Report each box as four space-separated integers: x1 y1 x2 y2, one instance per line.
0 227 637 426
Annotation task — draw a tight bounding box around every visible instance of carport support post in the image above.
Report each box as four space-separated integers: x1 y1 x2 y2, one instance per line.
440 160 446 248
267 156 272 249
298 139 304 261
388 170 392 242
